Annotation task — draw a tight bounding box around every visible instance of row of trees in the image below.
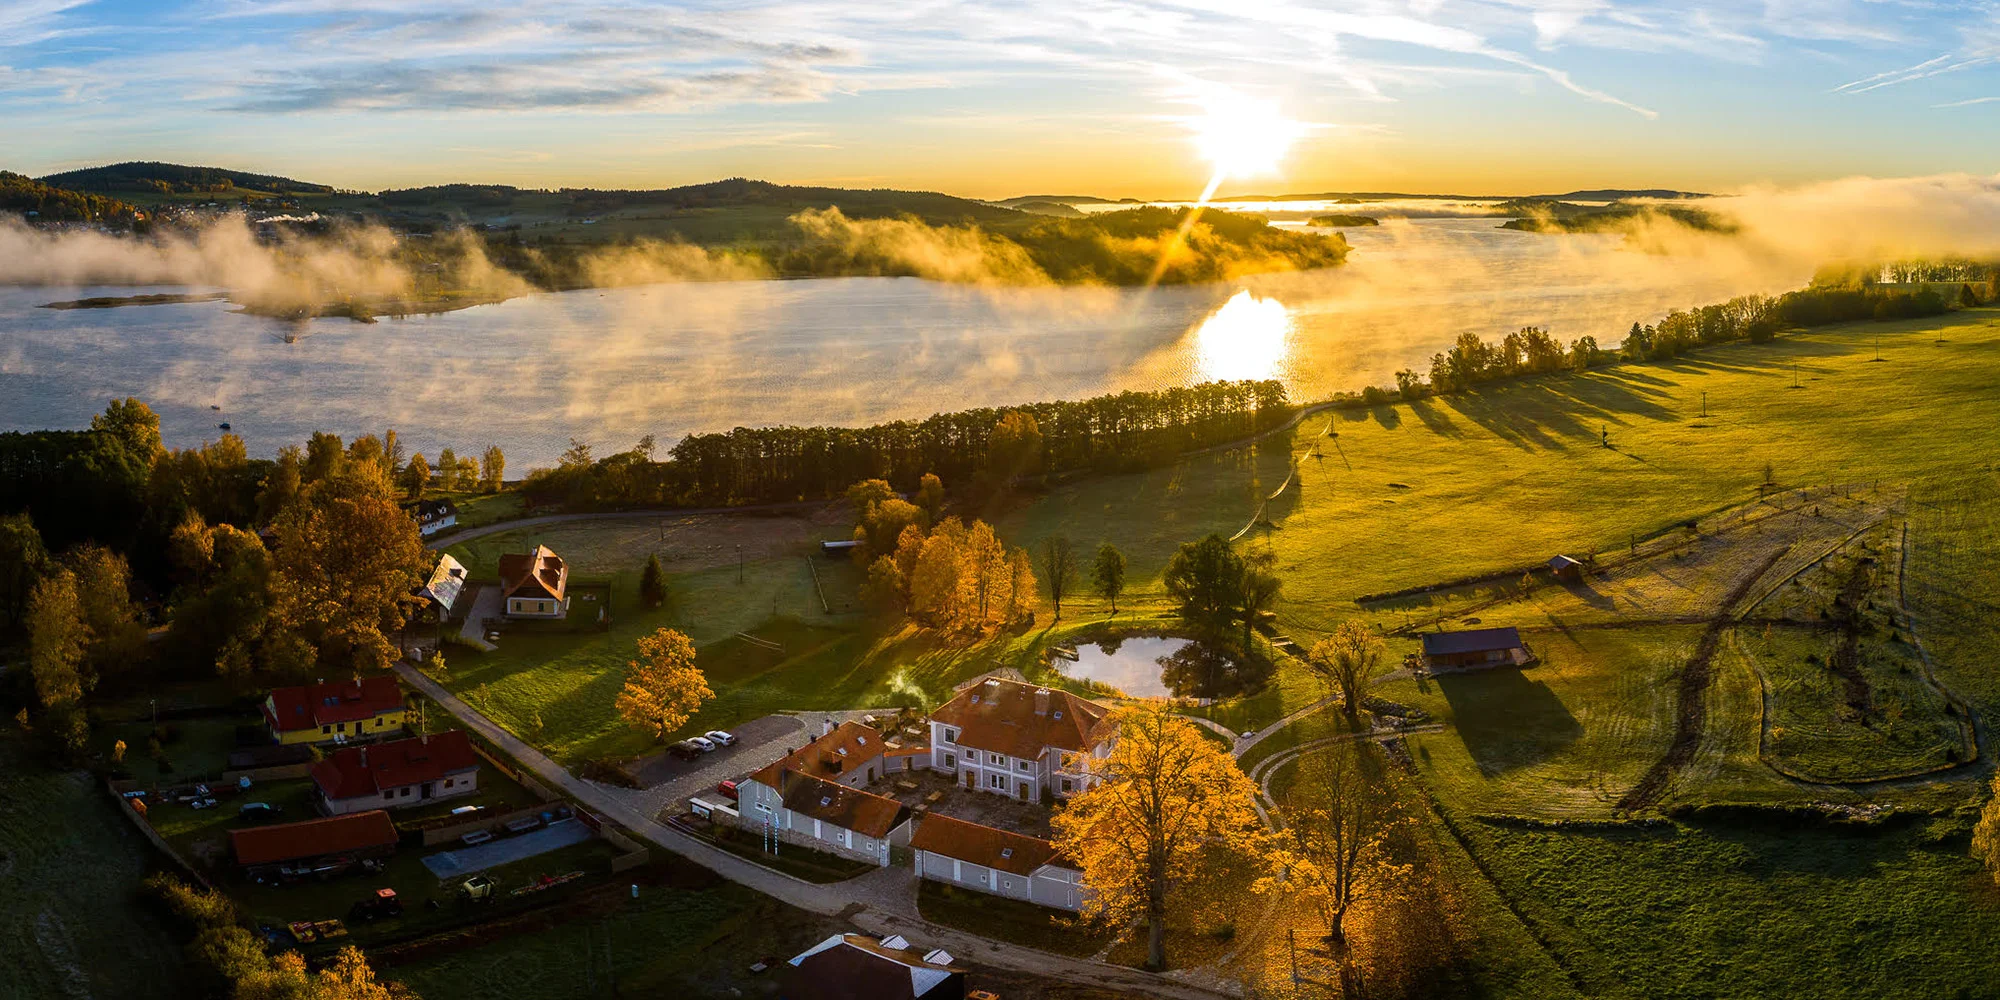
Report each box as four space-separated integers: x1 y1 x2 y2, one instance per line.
146 873 410 999
523 379 1290 509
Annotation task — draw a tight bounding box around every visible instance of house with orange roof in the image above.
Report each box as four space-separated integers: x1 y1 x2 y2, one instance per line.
311 730 481 815
737 721 912 865
909 813 1086 912
927 677 1113 802
498 544 567 619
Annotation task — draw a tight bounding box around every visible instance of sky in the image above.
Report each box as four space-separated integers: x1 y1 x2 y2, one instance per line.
4 1 2000 199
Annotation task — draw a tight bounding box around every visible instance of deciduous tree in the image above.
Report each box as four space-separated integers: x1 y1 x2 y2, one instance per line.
0 512 49 629
1305 622 1387 724
480 445 506 492
983 410 1044 490
1093 542 1126 614
1051 704 1265 970
402 453 430 501
28 568 89 708
916 472 946 522
640 553 668 609
615 628 714 740
1164 534 1244 628
1041 535 1078 620
270 471 429 673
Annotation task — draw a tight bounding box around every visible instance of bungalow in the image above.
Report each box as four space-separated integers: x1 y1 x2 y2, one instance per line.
263 676 406 746
1420 626 1532 673
419 554 469 617
928 677 1112 802
311 730 480 815
739 722 910 865
909 813 1086 912
230 809 398 876
783 933 965 1000
498 544 568 619
413 499 458 537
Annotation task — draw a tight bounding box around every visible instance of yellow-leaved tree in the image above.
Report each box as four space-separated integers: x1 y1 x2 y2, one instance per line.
1051 704 1266 971
615 627 714 741
1975 772 2000 886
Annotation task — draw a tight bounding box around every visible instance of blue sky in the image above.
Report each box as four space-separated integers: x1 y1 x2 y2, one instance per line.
4 1 1999 197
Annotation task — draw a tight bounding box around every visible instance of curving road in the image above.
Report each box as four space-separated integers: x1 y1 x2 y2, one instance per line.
392 660 1235 999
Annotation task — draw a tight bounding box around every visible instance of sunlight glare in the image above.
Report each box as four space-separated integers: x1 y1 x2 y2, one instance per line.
1188 88 1309 189
1192 289 1292 382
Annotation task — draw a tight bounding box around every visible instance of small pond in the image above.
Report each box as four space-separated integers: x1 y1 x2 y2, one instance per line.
1054 635 1271 701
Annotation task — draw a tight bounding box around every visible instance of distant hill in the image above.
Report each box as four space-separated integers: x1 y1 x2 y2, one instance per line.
1541 188 1709 201
1308 214 1379 227
993 194 1127 208
0 171 143 223
377 177 1029 228
38 161 335 197
1009 200 1086 218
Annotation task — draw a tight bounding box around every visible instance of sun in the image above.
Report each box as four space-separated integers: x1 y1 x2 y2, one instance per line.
1187 88 1308 188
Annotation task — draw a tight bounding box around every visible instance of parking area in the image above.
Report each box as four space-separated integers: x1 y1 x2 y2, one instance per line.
422 818 593 878
881 769 1055 840
607 713 806 818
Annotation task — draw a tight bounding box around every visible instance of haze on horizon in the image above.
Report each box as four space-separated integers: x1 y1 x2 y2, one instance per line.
7 0 2000 199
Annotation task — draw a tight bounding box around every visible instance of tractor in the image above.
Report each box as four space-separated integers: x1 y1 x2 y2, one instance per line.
348 888 403 922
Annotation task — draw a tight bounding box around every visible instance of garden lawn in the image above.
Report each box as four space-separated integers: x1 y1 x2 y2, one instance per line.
917 880 1113 957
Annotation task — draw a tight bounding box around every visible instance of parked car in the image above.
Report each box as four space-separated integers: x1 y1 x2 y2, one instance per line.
705 730 737 747
717 779 739 801
669 740 702 761
688 735 717 753
460 830 494 847
189 797 219 810
238 802 282 822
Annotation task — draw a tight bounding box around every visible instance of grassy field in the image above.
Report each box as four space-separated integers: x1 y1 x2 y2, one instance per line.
917 880 1114 957
0 737 185 1000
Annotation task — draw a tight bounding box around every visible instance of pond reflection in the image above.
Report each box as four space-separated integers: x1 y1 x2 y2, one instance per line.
1058 635 1272 701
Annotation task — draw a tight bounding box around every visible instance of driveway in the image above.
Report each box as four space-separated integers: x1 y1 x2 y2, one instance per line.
454 585 501 652
613 714 805 818
391 661 1233 1000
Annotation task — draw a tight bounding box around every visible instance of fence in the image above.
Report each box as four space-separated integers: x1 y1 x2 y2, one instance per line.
412 803 558 848
573 806 650 873
104 778 214 890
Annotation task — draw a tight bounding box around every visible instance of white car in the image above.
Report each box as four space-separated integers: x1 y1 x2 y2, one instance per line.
688 736 717 753
705 730 737 747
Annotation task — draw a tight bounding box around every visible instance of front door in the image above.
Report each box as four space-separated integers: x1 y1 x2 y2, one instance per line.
1018 781 1031 801
421 781 434 800
964 769 975 790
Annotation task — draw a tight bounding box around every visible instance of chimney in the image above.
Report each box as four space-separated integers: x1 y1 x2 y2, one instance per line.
1034 688 1050 716
822 716 835 737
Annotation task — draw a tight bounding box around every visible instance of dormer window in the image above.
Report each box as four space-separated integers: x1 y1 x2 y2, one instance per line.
819 796 833 807
857 736 867 745
970 695 981 704
836 748 848 756
1053 710 1063 720
1000 848 1013 859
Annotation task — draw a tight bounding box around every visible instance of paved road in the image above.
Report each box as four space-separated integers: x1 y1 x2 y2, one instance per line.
392 661 1235 999
429 501 835 549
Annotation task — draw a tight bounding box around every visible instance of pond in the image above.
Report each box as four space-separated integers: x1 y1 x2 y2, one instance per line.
1055 635 1272 701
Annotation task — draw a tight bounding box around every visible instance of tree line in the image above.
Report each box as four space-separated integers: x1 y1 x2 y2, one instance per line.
524 378 1289 509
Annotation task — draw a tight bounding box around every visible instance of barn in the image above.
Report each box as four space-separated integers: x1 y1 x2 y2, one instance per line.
1420 627 1531 673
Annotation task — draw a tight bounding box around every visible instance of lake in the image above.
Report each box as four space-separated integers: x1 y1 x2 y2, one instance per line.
0 216 1806 466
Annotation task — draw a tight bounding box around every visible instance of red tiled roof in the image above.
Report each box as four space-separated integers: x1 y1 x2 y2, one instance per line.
311 731 480 803
930 678 1109 759
230 810 398 867
265 676 404 734
910 813 1069 877
499 545 567 602
776 770 910 839
750 721 888 789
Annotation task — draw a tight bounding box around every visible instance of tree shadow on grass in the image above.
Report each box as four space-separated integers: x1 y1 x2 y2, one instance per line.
1559 580 1619 612
1406 398 1463 439
1436 667 1583 777
1441 375 1679 452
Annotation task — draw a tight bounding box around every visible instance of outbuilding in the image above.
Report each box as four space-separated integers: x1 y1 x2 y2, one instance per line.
1420 626 1532 673
1547 555 1586 584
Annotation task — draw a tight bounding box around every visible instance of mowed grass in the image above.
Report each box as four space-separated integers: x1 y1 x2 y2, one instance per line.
1748 625 1965 781
1384 625 1699 819
0 737 184 1000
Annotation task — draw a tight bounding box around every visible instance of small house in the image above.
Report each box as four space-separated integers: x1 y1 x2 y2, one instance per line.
782 933 965 1000
1548 555 1585 584
910 813 1086 912
413 499 458 537
419 553 468 617
1420 627 1531 673
263 676 407 746
311 731 481 815
230 810 398 876
498 544 568 619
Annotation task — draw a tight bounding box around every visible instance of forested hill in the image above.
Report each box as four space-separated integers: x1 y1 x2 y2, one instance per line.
38 161 336 196
379 177 1029 227
0 171 143 223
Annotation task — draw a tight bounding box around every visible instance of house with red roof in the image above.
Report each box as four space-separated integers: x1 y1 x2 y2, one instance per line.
909 813 1086 912
311 730 481 815
927 677 1113 802
737 721 912 865
262 676 407 746
230 810 398 875
499 544 568 619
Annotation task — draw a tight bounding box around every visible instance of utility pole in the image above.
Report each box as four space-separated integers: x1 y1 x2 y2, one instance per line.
1700 390 1707 418
737 544 744 585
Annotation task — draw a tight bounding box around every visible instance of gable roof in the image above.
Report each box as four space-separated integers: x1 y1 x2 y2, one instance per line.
421 554 468 614
1548 555 1583 571
785 934 963 1000
311 730 480 802
413 498 458 523
774 769 910 839
1420 626 1525 657
929 677 1110 759
265 676 404 733
910 813 1070 877
498 545 566 602
750 721 888 789
230 810 398 866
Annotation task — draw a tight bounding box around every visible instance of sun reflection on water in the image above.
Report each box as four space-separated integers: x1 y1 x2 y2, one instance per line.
1192 289 1292 382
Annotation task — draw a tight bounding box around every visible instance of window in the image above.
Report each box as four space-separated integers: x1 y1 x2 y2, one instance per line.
375 718 385 727
999 847 1014 859
1052 710 1063 720
1060 778 1074 794
819 796 833 807
322 725 331 735
988 753 1004 765
988 773 1006 789
382 791 394 801
400 787 411 797
336 722 346 732
443 778 453 788
944 728 960 744
1015 760 1032 772
943 753 956 769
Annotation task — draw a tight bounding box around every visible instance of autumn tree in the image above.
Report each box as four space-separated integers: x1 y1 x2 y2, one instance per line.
62 544 146 684
169 512 216 590
1006 548 1037 621
844 478 895 518
1306 622 1387 725
640 553 668 609
915 472 946 522
256 446 303 524
28 569 90 708
1259 742 1412 997
270 470 429 673
436 447 461 490
480 445 506 492
1976 772 2000 887
235 946 415 1000
909 517 968 625
1093 542 1127 614
615 627 714 740
0 512 49 629
983 410 1044 491
1051 704 1265 970
303 432 344 483
861 498 925 560
1041 535 1078 620
863 556 908 614
402 453 430 500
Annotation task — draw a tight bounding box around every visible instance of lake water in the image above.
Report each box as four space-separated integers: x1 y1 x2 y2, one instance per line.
1057 635 1273 701
0 217 1806 466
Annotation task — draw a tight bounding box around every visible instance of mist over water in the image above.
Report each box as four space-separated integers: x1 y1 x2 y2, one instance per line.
0 218 1808 467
